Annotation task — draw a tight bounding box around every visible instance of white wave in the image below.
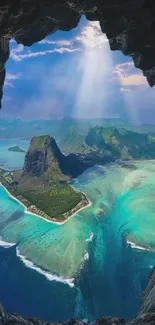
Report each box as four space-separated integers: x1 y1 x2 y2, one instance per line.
16 247 75 288
123 169 150 191
84 252 89 261
80 251 90 271
0 237 15 248
126 239 151 252
82 319 88 322
85 232 94 243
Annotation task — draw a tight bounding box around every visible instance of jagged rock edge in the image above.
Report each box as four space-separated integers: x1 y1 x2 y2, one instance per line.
0 1 155 108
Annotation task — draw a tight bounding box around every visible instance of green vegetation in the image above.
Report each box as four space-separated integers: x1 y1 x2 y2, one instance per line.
30 135 50 149
8 145 25 153
0 135 88 223
19 184 82 220
0 168 85 222
2 123 155 222
3 116 155 145
85 126 155 160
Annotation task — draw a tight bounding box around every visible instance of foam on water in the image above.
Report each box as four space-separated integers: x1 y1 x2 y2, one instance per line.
122 169 151 192
16 247 75 288
0 237 15 248
85 232 94 243
83 252 89 261
126 239 151 252
1 160 155 320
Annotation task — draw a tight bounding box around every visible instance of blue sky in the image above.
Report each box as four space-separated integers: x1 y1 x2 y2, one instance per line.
2 16 155 124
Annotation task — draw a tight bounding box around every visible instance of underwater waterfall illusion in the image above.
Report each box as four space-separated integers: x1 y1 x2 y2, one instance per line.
0 157 155 321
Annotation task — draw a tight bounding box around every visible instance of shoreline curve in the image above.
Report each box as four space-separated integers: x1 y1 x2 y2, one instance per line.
0 183 92 226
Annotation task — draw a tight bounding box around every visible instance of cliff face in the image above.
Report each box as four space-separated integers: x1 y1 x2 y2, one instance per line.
0 1 155 109
11 135 90 222
22 135 93 178
0 304 126 325
23 135 64 177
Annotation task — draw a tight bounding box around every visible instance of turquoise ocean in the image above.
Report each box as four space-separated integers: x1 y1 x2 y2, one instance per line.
0 139 155 321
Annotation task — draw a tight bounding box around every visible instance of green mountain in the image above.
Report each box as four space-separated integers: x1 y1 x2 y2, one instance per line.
1 135 90 222
85 126 155 160
1 127 155 222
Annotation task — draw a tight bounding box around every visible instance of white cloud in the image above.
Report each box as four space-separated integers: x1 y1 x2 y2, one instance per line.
10 44 24 61
76 21 108 49
39 39 73 46
39 21 108 50
10 46 81 61
113 61 147 87
6 72 20 80
121 74 146 86
5 72 20 87
10 21 108 63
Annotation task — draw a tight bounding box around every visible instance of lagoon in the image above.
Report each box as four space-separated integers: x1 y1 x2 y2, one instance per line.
0 160 155 320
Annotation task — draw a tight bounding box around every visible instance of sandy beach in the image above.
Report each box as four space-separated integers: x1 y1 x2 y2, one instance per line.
0 183 92 226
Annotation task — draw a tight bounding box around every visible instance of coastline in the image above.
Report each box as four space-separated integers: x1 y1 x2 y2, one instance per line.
0 236 75 287
0 183 92 226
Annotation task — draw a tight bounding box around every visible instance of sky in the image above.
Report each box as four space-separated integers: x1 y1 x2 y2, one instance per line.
2 16 155 124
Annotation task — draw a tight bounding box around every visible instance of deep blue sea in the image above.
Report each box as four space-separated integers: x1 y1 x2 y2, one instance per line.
0 139 155 321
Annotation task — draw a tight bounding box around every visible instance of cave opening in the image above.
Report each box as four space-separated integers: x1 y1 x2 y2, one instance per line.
2 15 155 125
1 2 155 325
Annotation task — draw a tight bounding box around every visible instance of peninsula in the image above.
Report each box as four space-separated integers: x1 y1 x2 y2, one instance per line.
0 135 91 223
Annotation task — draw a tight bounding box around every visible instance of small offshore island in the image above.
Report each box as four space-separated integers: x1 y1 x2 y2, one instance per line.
0 135 92 223
8 145 25 153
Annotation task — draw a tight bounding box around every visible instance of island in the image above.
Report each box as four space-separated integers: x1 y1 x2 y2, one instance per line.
0 135 91 223
2 126 155 223
8 145 25 153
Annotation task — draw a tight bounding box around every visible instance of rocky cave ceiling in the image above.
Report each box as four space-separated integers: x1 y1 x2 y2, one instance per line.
0 0 155 109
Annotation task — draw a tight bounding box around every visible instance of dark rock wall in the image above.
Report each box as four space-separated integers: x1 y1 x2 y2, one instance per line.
22 135 94 178
1 1 155 108
0 303 127 325
1 273 155 325
22 136 63 176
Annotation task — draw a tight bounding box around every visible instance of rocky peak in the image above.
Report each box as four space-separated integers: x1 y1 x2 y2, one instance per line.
23 135 64 176
22 135 93 178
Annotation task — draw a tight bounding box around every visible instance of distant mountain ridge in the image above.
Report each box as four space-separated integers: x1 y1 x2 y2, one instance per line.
0 116 141 142
85 126 155 160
